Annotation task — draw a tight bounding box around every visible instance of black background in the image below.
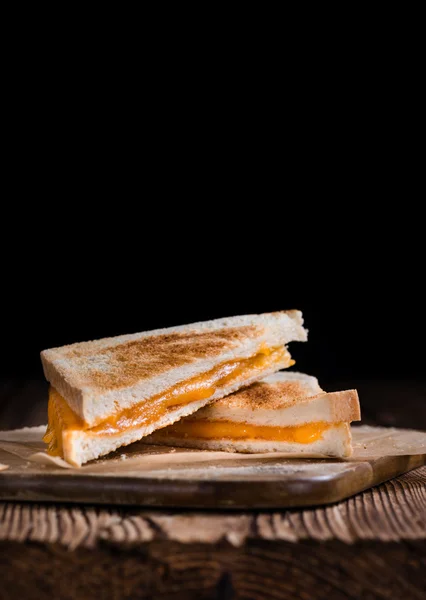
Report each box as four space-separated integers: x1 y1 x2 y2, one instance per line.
1 89 424 389
1 188 424 388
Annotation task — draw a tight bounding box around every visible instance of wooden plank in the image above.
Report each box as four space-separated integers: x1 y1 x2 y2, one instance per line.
0 466 425 547
1 539 425 599
0 426 425 509
0 455 425 509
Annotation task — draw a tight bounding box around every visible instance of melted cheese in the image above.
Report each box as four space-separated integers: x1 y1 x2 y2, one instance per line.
161 419 334 443
44 345 292 456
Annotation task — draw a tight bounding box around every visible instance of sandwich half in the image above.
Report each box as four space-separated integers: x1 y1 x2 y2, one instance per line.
41 311 307 466
145 372 361 457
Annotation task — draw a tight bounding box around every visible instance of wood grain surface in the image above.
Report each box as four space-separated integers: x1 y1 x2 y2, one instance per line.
0 466 425 548
1 539 425 600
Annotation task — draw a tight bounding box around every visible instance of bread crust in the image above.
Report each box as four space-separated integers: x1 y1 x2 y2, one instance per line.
323 390 361 422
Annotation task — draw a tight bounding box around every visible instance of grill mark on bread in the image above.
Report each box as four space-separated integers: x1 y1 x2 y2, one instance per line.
211 380 317 411
60 327 260 391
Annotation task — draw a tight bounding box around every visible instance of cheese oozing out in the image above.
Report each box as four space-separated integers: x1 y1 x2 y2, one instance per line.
44 345 293 457
156 418 335 444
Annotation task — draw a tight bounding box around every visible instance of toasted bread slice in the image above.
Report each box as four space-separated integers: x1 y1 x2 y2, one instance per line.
42 312 307 466
41 311 307 427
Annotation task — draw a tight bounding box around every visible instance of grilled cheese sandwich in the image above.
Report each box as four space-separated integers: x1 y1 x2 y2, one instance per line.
41 312 306 466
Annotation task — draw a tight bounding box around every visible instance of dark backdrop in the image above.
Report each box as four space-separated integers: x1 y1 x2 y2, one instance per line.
1 53 424 433
1 101 424 388
1 212 424 387
1 149 424 432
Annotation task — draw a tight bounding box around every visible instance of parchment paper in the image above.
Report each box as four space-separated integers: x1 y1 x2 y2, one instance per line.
0 425 425 480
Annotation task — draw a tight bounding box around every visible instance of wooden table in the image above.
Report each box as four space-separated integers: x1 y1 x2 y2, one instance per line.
1 378 425 600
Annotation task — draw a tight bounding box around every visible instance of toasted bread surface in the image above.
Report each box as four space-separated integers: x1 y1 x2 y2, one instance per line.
41 311 307 426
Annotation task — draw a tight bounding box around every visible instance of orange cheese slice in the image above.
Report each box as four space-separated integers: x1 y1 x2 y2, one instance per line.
159 419 334 443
